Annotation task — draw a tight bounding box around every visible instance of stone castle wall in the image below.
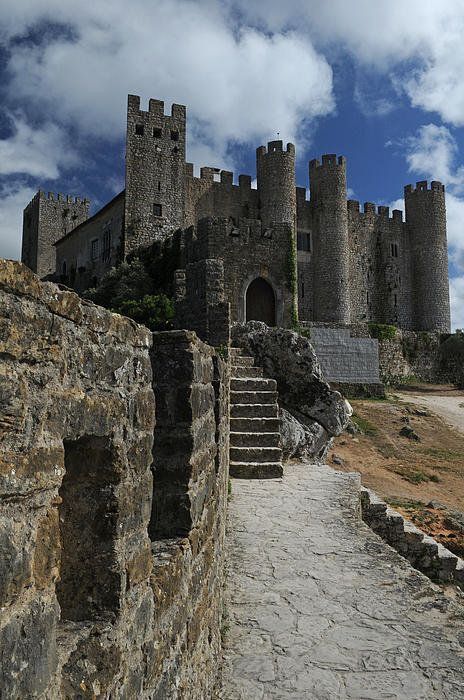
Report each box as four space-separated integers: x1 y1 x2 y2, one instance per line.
55 192 124 293
377 329 444 384
0 261 229 698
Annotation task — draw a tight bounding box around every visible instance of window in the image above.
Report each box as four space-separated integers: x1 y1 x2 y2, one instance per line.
102 229 111 263
391 242 399 257
91 238 99 261
153 203 162 217
172 146 179 154
153 127 162 138
366 291 369 304
213 172 221 182
157 181 161 192
135 124 144 136
394 293 398 307
170 130 179 141
297 231 311 252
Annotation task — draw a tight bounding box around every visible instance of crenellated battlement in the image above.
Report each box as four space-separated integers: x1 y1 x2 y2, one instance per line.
347 200 403 222
256 140 295 157
404 180 445 195
185 165 256 190
310 154 346 172
127 94 186 120
26 191 90 209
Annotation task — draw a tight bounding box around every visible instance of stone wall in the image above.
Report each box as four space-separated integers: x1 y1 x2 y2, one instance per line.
182 217 295 327
309 326 381 385
362 489 464 588
0 261 229 698
377 329 444 384
55 192 124 293
174 256 231 347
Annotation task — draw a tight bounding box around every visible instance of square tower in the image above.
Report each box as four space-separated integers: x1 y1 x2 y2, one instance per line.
124 95 186 257
22 192 90 279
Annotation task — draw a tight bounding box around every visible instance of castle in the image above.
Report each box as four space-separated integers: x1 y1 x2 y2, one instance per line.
21 94 451 333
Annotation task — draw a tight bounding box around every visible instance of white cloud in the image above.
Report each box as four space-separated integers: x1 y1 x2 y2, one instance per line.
2 1 334 155
0 182 35 260
0 115 78 179
229 0 464 127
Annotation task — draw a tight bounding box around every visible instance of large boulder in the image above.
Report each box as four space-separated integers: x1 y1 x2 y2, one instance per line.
232 322 351 460
279 408 333 462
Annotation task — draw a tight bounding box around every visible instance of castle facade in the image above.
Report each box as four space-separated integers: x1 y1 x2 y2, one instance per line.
21 94 451 332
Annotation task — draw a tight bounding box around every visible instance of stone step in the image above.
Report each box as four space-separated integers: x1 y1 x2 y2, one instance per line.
230 377 276 392
231 404 279 418
230 446 282 463
229 347 244 357
230 431 281 447
230 391 278 405
231 356 254 367
231 365 263 378
230 461 283 479
230 417 280 433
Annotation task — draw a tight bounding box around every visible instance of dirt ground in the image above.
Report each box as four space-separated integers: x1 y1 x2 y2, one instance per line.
328 383 464 557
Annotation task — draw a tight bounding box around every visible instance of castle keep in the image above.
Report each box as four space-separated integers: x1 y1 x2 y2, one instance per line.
22 94 451 333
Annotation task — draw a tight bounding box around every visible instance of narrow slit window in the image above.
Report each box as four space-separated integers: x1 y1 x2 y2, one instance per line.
170 130 179 141
91 238 99 261
135 124 144 136
153 127 162 138
153 203 162 217
302 282 305 298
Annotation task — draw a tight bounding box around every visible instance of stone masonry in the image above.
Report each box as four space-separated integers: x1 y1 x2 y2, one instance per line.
0 261 229 698
22 94 451 334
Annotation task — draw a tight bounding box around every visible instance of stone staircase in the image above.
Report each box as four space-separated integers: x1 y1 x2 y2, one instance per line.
229 348 283 478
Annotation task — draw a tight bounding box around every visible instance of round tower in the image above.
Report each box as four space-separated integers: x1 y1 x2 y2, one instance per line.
404 180 450 332
256 141 296 229
309 154 350 323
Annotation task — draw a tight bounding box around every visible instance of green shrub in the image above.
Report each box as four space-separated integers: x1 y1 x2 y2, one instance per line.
116 294 174 331
368 323 397 341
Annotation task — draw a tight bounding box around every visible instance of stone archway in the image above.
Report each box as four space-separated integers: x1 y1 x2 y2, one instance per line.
246 277 276 326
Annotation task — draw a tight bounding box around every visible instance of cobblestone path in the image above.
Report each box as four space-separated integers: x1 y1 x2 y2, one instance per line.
220 463 464 699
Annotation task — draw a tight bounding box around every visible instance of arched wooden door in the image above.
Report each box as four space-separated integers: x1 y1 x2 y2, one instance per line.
246 277 276 326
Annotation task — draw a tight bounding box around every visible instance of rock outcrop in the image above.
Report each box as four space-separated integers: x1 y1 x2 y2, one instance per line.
232 322 351 461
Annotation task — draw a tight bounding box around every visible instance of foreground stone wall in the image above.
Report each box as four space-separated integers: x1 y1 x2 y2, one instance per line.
0 262 229 698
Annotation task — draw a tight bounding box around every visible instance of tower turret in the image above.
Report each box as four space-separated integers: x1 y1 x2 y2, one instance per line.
256 141 296 229
124 95 186 257
21 191 89 279
404 180 450 332
310 154 350 323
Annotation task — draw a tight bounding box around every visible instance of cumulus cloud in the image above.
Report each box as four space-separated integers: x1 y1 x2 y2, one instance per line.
230 0 464 127
2 1 334 152
0 115 78 179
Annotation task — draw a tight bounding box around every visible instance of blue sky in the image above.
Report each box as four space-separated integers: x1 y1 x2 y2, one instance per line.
0 0 463 328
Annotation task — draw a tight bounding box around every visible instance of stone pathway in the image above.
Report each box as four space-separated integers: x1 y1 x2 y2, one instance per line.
220 463 464 699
